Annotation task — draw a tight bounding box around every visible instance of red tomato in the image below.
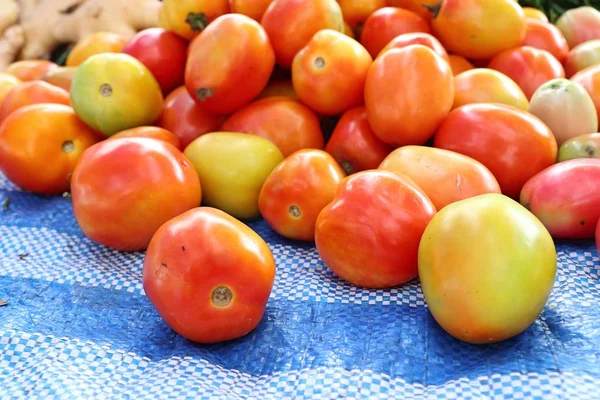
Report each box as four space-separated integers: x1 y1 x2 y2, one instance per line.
157 86 223 149
261 0 344 68
338 0 387 27
359 7 430 58
379 32 449 62
523 19 570 64
66 32 127 67
143 207 276 343
108 126 181 150
229 0 273 21
434 103 558 199
448 54 474 75
220 97 324 156
5 60 58 82
71 138 202 252
122 28 189 96
292 29 372 116
0 104 99 195
158 0 230 41
596 219 600 254
259 149 345 241
365 45 454 146
324 106 393 174
0 81 70 124
185 14 275 115
488 46 565 99
555 6 600 49
315 170 436 288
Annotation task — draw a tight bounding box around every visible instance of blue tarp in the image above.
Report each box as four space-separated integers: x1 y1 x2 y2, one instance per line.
1 172 599 399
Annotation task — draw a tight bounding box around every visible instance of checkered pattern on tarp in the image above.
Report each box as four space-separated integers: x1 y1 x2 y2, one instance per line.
1 173 599 399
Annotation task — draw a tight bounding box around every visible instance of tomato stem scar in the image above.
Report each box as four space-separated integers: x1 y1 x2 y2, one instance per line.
195 88 214 102
62 140 75 153
314 57 325 69
340 160 354 175
288 205 301 218
99 83 112 97
212 286 233 307
185 12 209 32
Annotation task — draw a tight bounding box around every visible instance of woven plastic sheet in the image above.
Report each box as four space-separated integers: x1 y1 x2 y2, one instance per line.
1 173 599 399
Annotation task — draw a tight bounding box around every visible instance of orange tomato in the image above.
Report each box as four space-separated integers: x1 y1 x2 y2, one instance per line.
229 0 273 21
259 149 345 241
5 60 58 82
66 32 127 67
0 104 99 195
429 0 526 60
0 81 70 124
488 46 565 99
41 67 76 92
257 79 299 100
555 6 600 48
159 0 230 40
565 39 600 78
379 145 501 210
572 64 600 123
338 0 387 27
379 32 449 61
365 45 454 146
522 7 549 23
292 29 372 116
448 54 474 75
360 7 430 58
220 97 324 156
387 0 440 21
108 126 181 150
0 74 21 105
453 68 529 110
523 19 570 64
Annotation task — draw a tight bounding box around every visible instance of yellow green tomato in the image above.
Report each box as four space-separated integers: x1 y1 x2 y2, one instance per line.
184 132 284 220
70 53 164 136
558 133 600 162
418 193 557 344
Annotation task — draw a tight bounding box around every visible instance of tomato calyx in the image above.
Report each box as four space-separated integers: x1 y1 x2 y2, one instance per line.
288 204 301 218
61 140 75 153
99 83 113 97
212 286 233 307
195 88 214 101
185 12 209 32
422 2 442 19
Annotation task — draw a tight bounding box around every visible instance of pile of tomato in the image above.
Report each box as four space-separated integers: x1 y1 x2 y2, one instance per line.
1 0 600 346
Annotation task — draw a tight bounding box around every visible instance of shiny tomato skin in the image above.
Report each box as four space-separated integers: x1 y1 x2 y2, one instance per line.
565 40 600 78
261 0 344 68
325 106 392 174
71 138 202 252
315 170 436 288
360 7 430 58
0 81 70 124
523 7 549 23
572 64 600 123
0 74 21 105
520 158 600 239
338 0 387 27
66 32 127 67
555 6 600 49
488 46 565 99
379 32 449 61
434 103 558 199
259 149 345 241
448 54 474 75
185 14 275 115
230 0 273 21
5 60 58 82
365 45 454 146
292 29 372 116
453 68 529 111
0 104 99 195
108 126 181 150
122 28 189 96
143 207 276 344
159 0 230 41
220 97 324 157
523 19 569 64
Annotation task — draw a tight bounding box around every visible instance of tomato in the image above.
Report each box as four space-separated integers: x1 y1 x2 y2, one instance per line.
434 103 557 199
108 126 181 150
143 207 275 343
71 138 201 251
257 80 299 100
488 46 565 100
596 219 600 254
453 68 529 111
379 146 501 210
42 67 76 92
558 133 600 162
528 79 597 146
122 28 189 96
70 53 163 137
448 54 474 75
555 6 600 49
261 0 343 68
428 0 526 60
387 0 439 21
185 14 275 115
365 45 454 146
184 132 284 220
565 40 600 78
418 193 556 344
0 74 21 106
259 149 345 241
0 104 98 195
379 32 449 62
158 0 230 40
522 7 549 23
292 29 372 116
521 159 600 239
315 170 436 288
325 106 392 174
230 0 273 21
5 60 58 82
337 0 386 27
0 80 70 124
220 97 324 157
522 19 569 64
359 7 430 58
66 32 127 67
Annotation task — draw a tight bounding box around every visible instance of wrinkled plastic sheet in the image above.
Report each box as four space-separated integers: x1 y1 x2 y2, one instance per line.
0 172 599 399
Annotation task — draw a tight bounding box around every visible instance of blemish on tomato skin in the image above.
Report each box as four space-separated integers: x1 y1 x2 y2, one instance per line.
155 262 169 279
580 220 585 225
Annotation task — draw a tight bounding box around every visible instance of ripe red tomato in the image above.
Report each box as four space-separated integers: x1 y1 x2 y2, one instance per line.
324 106 392 174
0 81 70 124
315 170 436 289
108 126 181 150
143 207 276 343
185 14 275 115
434 103 558 199
122 28 189 96
0 104 99 195
338 0 386 27
71 138 202 252
220 97 324 156
230 0 273 21
596 219 600 254
522 19 570 64
379 32 449 62
488 46 565 99
359 7 430 58
158 0 230 41
365 45 454 146
292 29 372 116
5 60 58 82
261 0 344 68
259 149 345 241
157 86 223 149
